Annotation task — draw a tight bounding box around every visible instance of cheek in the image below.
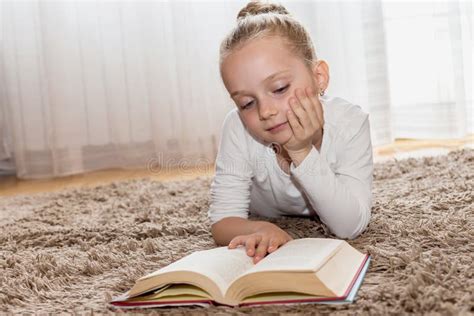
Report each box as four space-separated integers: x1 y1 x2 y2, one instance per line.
240 112 259 129
280 97 292 114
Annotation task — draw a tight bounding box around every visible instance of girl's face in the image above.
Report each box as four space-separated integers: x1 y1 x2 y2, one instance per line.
221 36 326 146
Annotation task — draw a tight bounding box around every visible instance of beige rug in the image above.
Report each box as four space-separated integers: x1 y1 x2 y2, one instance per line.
1 149 473 315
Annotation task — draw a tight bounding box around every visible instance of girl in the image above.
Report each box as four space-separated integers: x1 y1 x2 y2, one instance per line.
208 1 373 264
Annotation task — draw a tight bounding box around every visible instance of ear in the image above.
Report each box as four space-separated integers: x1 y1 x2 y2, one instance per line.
311 60 330 94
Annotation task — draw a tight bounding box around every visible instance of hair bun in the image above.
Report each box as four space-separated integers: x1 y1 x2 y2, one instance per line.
237 1 289 21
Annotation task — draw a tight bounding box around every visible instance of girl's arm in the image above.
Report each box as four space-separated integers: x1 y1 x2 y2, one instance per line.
211 217 292 264
290 113 373 239
211 217 260 245
211 217 286 246
208 109 253 224
208 110 292 263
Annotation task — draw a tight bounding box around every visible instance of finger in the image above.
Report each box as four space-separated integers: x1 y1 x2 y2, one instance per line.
245 235 260 257
287 101 303 133
292 92 312 129
254 238 269 263
295 88 317 128
228 236 245 249
267 238 282 253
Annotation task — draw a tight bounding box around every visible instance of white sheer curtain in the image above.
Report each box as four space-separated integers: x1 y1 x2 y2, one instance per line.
0 0 471 179
382 1 472 139
1 1 235 178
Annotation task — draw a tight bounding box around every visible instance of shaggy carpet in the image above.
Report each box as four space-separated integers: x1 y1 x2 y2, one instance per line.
0 149 473 315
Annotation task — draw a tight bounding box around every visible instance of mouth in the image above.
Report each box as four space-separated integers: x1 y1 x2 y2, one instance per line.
266 121 288 132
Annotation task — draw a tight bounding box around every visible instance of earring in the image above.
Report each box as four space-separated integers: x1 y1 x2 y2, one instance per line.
319 89 325 97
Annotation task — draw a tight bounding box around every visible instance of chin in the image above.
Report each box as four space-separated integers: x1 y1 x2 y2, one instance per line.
268 131 293 145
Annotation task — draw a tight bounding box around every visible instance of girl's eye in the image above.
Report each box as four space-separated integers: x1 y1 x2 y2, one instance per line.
241 100 254 110
240 84 289 110
274 85 289 94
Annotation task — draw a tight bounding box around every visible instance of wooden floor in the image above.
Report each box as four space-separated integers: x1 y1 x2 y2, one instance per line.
0 136 472 197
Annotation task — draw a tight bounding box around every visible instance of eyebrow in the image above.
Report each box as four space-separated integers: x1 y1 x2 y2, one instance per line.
230 69 291 97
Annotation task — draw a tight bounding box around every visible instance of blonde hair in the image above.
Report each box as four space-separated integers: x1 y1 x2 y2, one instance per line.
219 1 317 77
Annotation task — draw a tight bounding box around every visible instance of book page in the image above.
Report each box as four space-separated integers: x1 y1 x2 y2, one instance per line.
242 238 344 275
143 247 254 295
241 292 325 304
128 284 212 302
315 243 366 296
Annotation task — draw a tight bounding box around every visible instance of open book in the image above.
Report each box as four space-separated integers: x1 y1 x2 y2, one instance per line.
110 238 370 308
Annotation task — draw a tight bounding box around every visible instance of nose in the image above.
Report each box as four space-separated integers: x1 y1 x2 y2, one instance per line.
258 99 277 120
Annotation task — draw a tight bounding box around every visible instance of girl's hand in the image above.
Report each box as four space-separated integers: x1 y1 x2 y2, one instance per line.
227 222 293 264
284 87 324 159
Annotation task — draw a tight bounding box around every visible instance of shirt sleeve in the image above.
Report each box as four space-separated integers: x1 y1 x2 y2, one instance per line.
289 114 373 239
208 110 254 225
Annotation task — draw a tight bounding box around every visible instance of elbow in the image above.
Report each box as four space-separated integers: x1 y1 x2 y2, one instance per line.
333 226 366 240
331 228 359 240
329 204 371 240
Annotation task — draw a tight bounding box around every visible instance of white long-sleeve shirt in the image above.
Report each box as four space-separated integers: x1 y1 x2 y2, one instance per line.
208 95 373 239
